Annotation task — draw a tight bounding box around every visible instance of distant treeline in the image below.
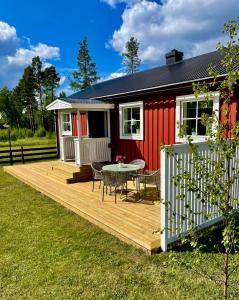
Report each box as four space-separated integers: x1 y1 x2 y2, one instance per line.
0 56 63 133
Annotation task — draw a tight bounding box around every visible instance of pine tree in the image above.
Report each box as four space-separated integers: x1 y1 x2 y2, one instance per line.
31 56 44 126
123 37 141 74
59 91 66 98
43 66 60 103
70 37 99 91
0 87 20 127
20 66 37 132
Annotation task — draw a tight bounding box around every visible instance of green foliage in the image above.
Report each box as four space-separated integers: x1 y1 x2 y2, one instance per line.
70 37 100 91
34 127 46 137
123 37 141 74
0 128 34 142
59 91 66 98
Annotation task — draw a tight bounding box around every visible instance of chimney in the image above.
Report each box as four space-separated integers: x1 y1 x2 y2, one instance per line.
165 49 184 65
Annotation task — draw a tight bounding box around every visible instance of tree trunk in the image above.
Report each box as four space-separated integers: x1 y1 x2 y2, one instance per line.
224 251 229 300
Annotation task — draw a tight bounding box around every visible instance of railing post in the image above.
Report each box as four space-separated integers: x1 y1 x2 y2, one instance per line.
77 109 82 166
160 147 168 252
21 146 24 164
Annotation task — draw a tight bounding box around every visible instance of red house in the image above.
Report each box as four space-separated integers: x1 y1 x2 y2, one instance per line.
47 49 238 170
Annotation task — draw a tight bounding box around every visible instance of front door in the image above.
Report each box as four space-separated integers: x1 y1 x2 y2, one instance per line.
88 111 108 138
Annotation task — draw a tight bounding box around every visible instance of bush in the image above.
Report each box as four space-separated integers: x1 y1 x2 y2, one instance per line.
45 131 56 139
0 129 17 142
34 127 46 138
12 128 34 139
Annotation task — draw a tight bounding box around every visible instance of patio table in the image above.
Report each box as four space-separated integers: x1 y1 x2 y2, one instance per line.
102 164 141 201
102 163 141 172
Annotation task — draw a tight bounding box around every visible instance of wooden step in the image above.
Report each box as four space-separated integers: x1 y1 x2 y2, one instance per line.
47 161 93 183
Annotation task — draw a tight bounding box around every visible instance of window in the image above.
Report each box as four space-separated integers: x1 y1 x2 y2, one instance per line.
61 112 72 135
176 92 219 142
119 101 143 140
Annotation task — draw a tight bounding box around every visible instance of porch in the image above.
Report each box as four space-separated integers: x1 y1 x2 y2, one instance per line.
47 99 114 166
4 161 161 254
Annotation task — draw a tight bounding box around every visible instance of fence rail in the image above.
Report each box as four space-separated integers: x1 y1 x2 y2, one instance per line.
160 142 239 252
0 146 58 165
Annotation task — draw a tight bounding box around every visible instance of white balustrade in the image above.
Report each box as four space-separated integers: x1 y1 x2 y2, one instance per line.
160 142 239 251
60 136 75 161
74 137 111 165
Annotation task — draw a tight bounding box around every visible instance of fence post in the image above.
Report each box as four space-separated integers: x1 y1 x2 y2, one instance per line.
21 146 24 164
160 147 168 252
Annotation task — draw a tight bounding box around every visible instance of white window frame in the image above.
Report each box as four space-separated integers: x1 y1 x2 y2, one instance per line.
61 112 72 136
175 92 220 142
119 101 144 140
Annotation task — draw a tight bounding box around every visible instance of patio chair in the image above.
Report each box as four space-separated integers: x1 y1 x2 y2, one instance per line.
128 159 145 188
101 171 128 203
137 169 160 200
91 162 103 192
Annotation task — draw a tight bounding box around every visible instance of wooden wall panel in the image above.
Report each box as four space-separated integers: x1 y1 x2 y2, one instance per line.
111 94 177 170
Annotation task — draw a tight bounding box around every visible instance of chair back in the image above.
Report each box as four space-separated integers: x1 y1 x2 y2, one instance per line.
130 159 145 170
102 171 127 187
91 162 103 180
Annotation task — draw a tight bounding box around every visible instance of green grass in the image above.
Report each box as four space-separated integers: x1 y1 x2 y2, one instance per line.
0 167 238 299
0 137 56 149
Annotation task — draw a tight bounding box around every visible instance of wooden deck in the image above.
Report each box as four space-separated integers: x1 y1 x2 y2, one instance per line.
4 161 161 254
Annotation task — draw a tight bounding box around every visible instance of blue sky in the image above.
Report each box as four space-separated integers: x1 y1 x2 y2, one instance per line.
0 0 238 95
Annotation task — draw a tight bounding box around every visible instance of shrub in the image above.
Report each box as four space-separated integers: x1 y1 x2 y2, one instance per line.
0 129 17 142
45 131 56 139
35 127 46 138
11 128 34 139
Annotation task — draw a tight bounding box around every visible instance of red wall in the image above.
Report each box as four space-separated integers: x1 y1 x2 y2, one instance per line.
111 94 176 170
111 93 238 171
71 112 88 136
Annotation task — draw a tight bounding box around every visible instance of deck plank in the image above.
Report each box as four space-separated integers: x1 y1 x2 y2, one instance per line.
4 161 161 254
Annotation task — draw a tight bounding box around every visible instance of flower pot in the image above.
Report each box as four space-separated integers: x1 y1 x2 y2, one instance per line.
119 162 123 168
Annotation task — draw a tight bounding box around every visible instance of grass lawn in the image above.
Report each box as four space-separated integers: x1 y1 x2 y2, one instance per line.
0 137 56 149
0 167 238 299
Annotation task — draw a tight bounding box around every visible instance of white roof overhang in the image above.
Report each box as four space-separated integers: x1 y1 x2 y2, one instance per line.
46 99 115 111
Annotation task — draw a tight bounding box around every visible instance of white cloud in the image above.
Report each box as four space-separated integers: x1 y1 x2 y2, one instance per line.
110 0 239 65
101 0 139 8
8 42 60 67
59 75 66 86
0 21 60 89
102 71 126 81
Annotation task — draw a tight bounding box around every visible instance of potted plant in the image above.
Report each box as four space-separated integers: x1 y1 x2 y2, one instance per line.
116 155 126 168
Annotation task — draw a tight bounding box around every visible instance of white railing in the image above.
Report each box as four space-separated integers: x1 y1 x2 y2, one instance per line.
160 142 239 251
60 136 75 161
74 137 111 165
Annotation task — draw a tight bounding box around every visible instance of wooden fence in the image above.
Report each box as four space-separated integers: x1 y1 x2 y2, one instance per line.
160 142 239 251
0 146 58 165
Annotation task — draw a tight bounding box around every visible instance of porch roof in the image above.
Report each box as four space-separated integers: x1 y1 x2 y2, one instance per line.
46 98 115 111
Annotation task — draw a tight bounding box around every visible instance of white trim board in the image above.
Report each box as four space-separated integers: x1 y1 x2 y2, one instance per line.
46 99 115 111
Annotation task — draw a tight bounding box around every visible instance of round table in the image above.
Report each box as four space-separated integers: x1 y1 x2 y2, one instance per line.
102 163 141 172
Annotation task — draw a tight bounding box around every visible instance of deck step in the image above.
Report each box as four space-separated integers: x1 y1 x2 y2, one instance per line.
47 161 93 184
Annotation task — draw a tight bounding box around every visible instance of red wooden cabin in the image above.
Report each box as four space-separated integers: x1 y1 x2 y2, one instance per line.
47 49 238 170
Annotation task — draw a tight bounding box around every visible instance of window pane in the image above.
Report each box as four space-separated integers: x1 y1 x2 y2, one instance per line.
198 101 213 117
183 119 197 135
124 121 131 134
132 107 140 120
123 108 131 121
132 121 140 134
197 119 207 135
183 101 197 118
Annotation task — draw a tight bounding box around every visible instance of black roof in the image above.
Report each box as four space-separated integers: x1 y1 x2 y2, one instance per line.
68 51 226 101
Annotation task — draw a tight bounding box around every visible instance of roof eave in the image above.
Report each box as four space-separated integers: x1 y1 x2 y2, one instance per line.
46 99 114 111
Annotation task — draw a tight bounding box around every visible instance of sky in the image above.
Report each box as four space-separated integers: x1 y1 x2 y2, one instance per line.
0 0 238 95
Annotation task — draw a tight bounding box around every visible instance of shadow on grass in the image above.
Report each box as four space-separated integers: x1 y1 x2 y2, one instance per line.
169 211 239 253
